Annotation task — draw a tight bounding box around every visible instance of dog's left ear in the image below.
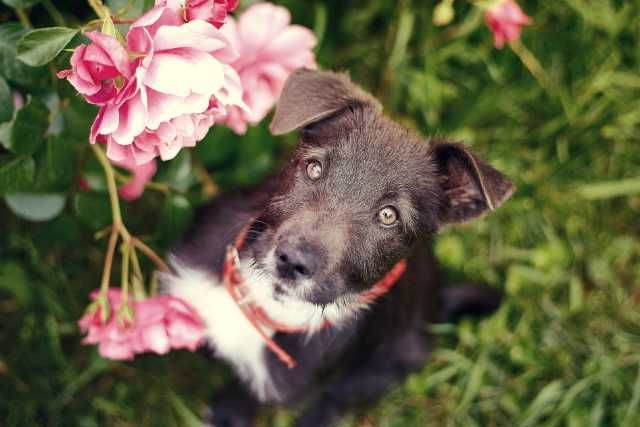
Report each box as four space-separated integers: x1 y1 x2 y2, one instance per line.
431 142 515 227
269 68 380 135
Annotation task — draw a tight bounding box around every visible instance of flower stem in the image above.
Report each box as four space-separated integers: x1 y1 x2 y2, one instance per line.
15 9 32 28
132 238 170 273
90 144 126 232
509 39 574 121
130 248 146 300
120 242 130 304
111 16 135 24
100 226 119 296
91 143 168 276
41 0 66 27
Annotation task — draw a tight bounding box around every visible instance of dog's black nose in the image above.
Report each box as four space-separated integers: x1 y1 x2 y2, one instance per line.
275 240 320 281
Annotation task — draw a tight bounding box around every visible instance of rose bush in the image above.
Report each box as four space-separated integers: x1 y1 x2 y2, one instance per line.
52 1 318 358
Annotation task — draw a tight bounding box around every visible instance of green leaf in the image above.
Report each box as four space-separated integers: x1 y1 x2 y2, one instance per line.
0 155 35 194
9 96 49 156
43 136 75 188
5 193 66 222
16 27 78 67
0 121 11 147
158 194 194 245
73 192 112 230
0 76 12 123
0 262 32 307
61 94 97 140
0 23 48 89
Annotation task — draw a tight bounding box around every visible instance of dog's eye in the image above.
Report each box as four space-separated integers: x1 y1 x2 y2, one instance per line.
378 206 399 227
306 160 323 180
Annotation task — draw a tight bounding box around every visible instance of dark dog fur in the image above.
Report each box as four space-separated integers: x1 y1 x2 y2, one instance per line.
169 69 514 427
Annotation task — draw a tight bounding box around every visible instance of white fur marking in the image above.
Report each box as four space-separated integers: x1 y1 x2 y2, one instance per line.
161 257 366 401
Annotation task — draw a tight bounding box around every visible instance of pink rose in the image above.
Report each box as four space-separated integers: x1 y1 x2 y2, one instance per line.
78 289 136 360
111 156 157 201
155 0 238 28
106 105 219 162
133 297 172 355
78 289 205 360
187 0 239 28
219 2 317 134
87 5 245 164
163 296 206 350
57 32 132 105
484 0 531 49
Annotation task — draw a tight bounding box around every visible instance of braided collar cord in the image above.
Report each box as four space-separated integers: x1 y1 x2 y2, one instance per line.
222 225 407 369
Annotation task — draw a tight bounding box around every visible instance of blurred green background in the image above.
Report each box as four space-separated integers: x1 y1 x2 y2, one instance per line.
1 0 640 426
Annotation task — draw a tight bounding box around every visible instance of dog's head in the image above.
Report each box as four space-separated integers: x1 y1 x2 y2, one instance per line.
247 69 514 306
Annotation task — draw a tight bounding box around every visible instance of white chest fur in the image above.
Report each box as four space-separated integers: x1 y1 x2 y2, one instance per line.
162 258 357 401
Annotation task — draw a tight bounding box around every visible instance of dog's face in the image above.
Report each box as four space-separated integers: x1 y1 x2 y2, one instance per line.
248 70 514 306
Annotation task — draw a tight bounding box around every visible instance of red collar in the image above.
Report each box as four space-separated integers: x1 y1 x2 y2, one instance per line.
222 225 407 369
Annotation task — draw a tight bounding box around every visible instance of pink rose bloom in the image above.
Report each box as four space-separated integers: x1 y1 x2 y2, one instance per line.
132 297 173 355
219 2 317 134
156 0 239 28
79 289 137 360
163 296 206 350
87 5 245 164
111 157 157 201
57 32 132 105
484 0 532 49
79 289 206 360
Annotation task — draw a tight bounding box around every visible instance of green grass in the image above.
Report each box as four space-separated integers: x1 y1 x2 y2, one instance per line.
1 0 640 426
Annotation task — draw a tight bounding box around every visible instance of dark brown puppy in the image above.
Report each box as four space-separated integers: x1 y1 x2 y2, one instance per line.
166 69 514 427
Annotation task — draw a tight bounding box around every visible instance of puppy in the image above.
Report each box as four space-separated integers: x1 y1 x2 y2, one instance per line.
163 69 514 427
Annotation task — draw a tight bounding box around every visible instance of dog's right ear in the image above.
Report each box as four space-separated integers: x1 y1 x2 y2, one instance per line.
269 68 381 135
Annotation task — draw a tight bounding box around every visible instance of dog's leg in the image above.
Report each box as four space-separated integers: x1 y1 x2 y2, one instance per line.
204 382 259 427
296 329 431 427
